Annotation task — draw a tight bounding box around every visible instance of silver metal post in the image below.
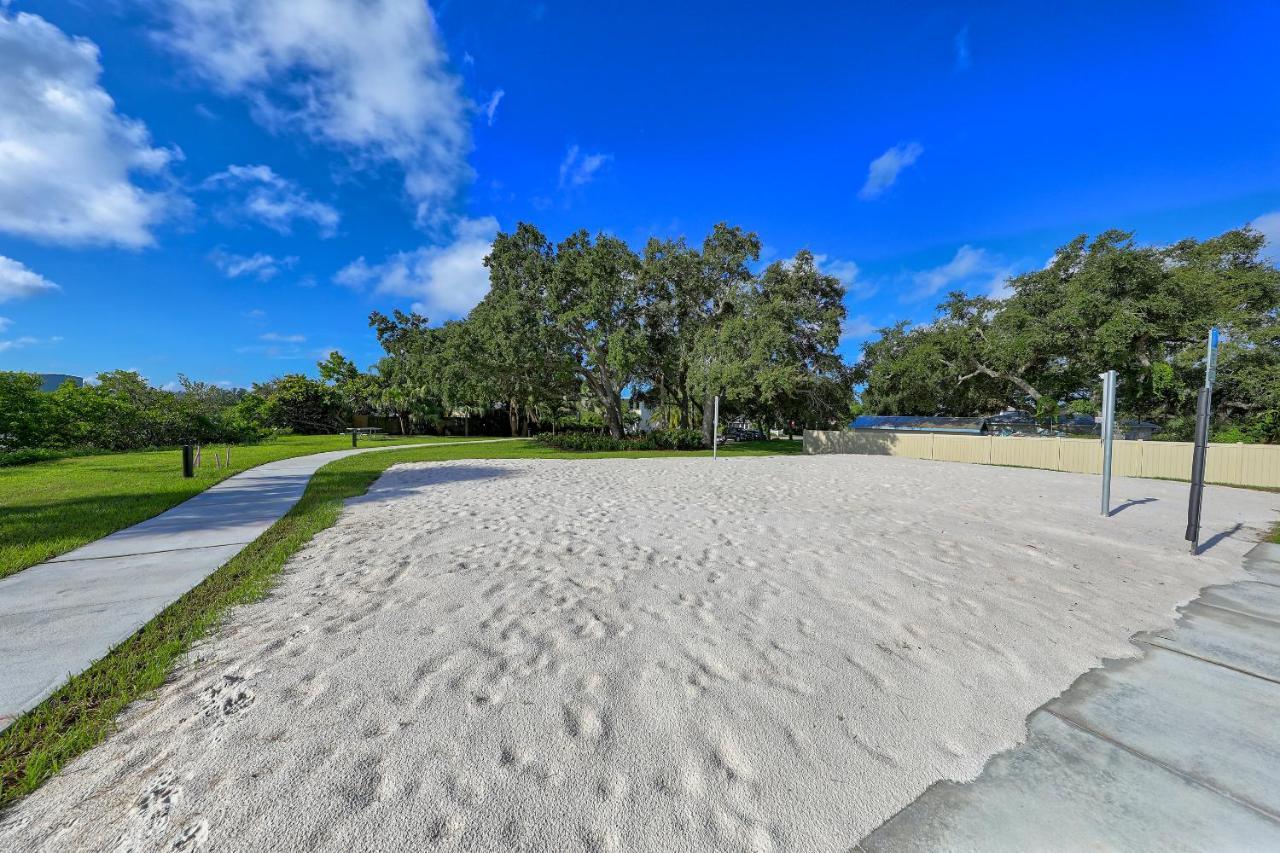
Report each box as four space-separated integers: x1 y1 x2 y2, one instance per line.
712 395 720 460
1099 370 1116 516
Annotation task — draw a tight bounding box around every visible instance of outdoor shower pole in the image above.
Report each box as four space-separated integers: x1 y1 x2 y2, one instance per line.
712 395 720 460
1186 328 1219 554
1099 370 1116 516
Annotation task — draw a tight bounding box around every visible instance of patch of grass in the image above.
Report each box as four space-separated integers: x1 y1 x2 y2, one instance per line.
0 433 489 580
0 438 801 807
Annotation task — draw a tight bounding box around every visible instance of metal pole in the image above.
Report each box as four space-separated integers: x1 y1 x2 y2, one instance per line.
1186 329 1218 554
182 444 194 478
352 428 358 448
1099 370 1116 516
712 395 720 460
1186 387 1211 553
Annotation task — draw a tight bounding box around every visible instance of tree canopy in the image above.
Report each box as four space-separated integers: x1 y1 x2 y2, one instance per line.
854 228 1280 441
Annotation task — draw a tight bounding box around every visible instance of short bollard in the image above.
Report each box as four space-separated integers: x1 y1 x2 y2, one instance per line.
352 430 358 448
182 444 194 478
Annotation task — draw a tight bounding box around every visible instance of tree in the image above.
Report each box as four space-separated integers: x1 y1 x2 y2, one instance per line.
0 372 49 450
258 374 346 434
855 227 1280 441
640 223 762 444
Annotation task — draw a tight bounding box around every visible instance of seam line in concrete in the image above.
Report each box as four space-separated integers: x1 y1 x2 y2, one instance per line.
1136 637 1280 687
1041 707 1280 825
1194 599 1280 627
45 541 256 564
0 593 175 621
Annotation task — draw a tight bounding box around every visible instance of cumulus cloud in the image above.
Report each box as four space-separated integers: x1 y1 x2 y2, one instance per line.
558 144 611 189
483 89 505 126
1252 210 1280 262
858 142 923 200
260 331 306 342
0 255 61 302
335 215 498 319
158 0 471 225
0 10 178 247
208 248 297 281
911 245 1015 299
204 164 339 236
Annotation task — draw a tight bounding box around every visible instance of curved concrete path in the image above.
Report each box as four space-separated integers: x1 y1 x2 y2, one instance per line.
0 438 519 729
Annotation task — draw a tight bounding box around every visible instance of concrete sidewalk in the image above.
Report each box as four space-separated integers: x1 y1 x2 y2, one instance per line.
859 540 1280 851
0 439 518 728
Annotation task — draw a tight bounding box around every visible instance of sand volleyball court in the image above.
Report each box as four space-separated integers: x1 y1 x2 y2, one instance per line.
2 455 1276 851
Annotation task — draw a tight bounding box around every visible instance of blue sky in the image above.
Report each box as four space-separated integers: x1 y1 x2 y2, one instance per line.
2 0 1278 389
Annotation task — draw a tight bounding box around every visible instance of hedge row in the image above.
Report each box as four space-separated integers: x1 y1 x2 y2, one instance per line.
535 428 704 452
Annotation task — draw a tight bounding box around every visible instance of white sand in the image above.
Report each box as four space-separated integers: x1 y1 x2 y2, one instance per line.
2 455 1276 852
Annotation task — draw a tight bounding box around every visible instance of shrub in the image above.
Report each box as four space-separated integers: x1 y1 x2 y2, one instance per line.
645 428 703 450
534 428 705 452
0 448 98 467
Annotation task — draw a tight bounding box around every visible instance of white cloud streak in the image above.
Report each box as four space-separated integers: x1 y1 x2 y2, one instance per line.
858 142 923 200
158 0 471 225
0 255 61 302
0 10 179 247
208 249 297 281
204 164 339 237
954 26 971 72
911 245 1015 299
558 144 611 189
335 215 498 319
483 89 505 126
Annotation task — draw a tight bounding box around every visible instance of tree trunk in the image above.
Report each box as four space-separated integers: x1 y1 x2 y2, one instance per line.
701 395 715 448
603 394 624 439
508 401 519 437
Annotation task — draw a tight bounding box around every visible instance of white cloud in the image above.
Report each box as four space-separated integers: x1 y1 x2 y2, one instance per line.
483 89 505 127
159 0 471 225
812 253 877 299
0 10 179 247
0 334 61 353
858 142 923 200
208 248 297 281
911 245 1015 299
260 331 306 342
0 317 10 332
558 144 611 189
954 26 971 72
335 215 498 319
0 255 61 302
1252 211 1280 262
204 164 339 236
840 314 877 344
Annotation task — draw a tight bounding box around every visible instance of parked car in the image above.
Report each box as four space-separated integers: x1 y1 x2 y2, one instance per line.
725 426 766 441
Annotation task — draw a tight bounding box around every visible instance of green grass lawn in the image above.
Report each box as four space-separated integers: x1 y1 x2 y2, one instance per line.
0 433 493 580
0 437 801 806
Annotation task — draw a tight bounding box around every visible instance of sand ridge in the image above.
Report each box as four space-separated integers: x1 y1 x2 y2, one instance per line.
2 455 1275 851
